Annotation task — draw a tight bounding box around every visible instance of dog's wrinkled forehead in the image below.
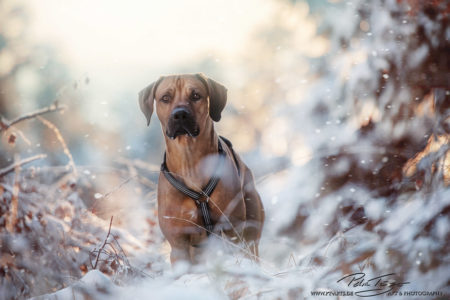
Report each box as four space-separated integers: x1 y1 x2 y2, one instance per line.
155 75 209 99
139 73 227 125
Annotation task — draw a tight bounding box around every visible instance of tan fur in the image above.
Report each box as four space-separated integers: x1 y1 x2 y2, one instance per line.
139 74 264 264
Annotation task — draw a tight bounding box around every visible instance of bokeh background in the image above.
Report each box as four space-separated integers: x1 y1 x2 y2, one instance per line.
0 0 449 299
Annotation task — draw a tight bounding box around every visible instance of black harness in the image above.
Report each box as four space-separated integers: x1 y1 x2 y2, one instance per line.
161 136 240 236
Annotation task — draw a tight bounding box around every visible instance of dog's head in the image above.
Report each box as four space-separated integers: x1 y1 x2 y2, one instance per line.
138 74 227 140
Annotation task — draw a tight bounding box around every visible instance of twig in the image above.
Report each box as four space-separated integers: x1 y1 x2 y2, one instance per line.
93 216 114 269
0 154 47 177
115 157 160 173
0 103 66 131
89 175 137 214
112 235 130 266
9 127 31 146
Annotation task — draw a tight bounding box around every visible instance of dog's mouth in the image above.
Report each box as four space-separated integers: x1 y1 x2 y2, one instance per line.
166 125 200 139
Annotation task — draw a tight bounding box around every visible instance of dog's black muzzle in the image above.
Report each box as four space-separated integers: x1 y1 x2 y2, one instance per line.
166 107 200 139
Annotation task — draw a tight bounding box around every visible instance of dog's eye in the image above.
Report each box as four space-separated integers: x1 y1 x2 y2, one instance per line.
191 92 201 101
161 95 170 103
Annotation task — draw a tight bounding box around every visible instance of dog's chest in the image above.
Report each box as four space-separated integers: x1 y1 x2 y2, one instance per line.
178 188 245 231
178 197 229 227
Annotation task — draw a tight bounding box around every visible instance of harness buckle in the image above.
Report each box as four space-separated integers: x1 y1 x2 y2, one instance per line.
198 194 209 203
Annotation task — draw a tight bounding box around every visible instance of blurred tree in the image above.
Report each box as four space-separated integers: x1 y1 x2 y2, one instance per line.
0 0 69 167
304 0 449 203
275 0 449 285
0 0 117 170
220 0 328 167
0 1 27 117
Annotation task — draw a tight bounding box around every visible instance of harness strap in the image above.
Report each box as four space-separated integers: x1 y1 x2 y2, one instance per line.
161 140 226 235
219 136 240 177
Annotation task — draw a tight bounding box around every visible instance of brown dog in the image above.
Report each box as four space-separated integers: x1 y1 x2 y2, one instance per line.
139 74 264 264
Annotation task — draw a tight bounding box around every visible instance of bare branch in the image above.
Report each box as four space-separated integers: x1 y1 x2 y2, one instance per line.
89 249 96 269
93 216 114 269
0 103 66 131
0 154 47 177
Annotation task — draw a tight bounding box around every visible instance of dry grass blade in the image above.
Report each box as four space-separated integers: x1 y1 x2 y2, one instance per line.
103 176 137 200
37 116 77 177
162 215 267 265
89 175 137 215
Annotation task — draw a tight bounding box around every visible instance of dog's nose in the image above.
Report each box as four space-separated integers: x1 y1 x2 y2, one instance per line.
171 107 191 121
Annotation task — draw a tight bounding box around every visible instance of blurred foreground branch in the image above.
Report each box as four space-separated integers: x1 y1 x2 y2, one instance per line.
0 103 66 132
5 155 21 232
0 154 47 177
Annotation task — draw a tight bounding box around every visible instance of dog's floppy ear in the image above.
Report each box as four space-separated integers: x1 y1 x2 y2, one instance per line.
138 77 162 126
197 73 227 122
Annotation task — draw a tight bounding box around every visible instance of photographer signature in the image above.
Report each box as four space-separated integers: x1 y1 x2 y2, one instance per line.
337 272 410 297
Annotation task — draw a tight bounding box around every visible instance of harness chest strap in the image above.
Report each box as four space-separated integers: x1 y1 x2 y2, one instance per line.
161 138 236 235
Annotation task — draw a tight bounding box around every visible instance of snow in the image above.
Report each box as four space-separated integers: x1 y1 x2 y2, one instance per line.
31 270 118 300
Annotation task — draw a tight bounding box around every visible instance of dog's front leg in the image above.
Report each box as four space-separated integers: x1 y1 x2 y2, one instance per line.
242 166 265 260
169 237 191 265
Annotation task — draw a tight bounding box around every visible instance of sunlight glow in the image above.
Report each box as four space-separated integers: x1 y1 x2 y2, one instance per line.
27 0 275 72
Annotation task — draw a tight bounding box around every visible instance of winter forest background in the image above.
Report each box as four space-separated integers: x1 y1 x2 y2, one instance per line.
0 0 449 299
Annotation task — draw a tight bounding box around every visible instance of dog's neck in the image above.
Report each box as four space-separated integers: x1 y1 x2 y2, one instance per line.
164 122 219 190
